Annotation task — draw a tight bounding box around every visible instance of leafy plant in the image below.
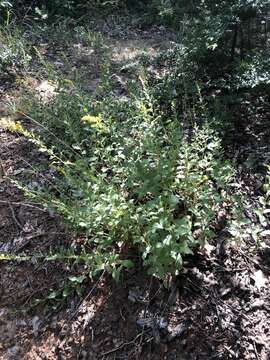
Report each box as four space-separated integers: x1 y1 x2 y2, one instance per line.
13 69 237 282
0 25 32 73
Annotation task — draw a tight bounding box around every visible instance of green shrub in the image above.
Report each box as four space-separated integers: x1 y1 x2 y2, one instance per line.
15 73 235 281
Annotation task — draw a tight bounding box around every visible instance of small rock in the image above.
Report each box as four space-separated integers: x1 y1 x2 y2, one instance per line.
166 324 187 343
128 287 147 303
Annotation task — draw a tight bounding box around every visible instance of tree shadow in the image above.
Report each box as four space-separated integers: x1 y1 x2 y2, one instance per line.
15 236 270 360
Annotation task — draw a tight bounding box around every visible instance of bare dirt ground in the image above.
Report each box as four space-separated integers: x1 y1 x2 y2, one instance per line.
0 22 270 360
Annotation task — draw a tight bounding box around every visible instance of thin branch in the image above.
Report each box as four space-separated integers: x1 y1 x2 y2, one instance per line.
69 270 106 321
0 200 47 212
8 201 24 230
101 333 146 357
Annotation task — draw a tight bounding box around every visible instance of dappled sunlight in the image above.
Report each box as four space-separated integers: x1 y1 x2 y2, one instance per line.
111 39 157 63
0 2 269 359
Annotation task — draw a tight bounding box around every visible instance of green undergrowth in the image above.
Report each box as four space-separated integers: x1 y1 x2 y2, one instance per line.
0 25 32 74
9 60 243 283
1 16 268 290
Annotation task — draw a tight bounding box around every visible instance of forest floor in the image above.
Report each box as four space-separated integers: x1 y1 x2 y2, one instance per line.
0 17 270 360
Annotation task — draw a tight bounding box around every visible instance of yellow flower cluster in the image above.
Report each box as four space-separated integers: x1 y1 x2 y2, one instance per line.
0 117 24 133
81 114 108 132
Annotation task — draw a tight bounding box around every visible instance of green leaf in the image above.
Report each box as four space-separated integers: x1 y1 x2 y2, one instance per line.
62 287 71 298
47 291 57 300
111 267 121 281
174 217 191 236
68 275 86 283
122 260 134 269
